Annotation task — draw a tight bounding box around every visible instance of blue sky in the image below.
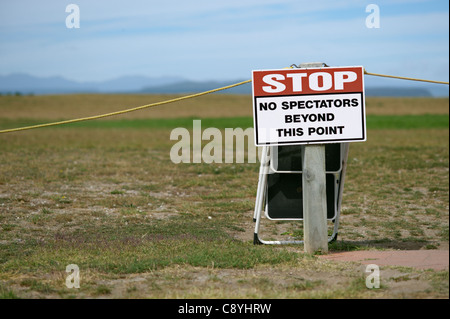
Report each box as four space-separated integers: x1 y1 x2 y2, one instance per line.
0 0 448 83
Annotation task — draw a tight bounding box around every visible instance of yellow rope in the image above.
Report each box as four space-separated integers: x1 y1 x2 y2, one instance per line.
0 67 448 134
364 69 449 85
0 79 251 134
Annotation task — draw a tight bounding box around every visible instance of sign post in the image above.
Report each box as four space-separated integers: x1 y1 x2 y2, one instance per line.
252 63 365 253
302 144 328 253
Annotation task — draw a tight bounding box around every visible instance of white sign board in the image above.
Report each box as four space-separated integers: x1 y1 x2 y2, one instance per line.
252 66 366 146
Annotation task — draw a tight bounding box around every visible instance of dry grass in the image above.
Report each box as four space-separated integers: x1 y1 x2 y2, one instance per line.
0 94 253 120
365 97 449 115
0 94 447 121
0 94 448 299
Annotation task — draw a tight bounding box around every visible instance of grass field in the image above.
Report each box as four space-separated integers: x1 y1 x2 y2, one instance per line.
0 94 448 299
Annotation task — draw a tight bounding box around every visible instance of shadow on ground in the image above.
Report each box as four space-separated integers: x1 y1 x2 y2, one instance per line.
329 238 443 251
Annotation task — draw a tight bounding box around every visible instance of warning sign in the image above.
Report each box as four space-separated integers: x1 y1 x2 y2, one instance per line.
252 66 366 146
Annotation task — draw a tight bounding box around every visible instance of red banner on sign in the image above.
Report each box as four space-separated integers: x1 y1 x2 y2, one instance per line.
252 66 364 97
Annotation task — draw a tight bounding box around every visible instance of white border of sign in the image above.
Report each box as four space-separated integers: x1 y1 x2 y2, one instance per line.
252 66 366 146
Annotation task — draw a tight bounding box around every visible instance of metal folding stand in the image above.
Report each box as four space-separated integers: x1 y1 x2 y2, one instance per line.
253 143 350 245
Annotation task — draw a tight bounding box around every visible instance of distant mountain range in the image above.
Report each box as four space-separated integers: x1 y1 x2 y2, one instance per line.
0 73 448 97
0 73 184 95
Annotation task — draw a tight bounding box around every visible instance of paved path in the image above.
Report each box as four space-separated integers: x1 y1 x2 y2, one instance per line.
319 250 449 271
